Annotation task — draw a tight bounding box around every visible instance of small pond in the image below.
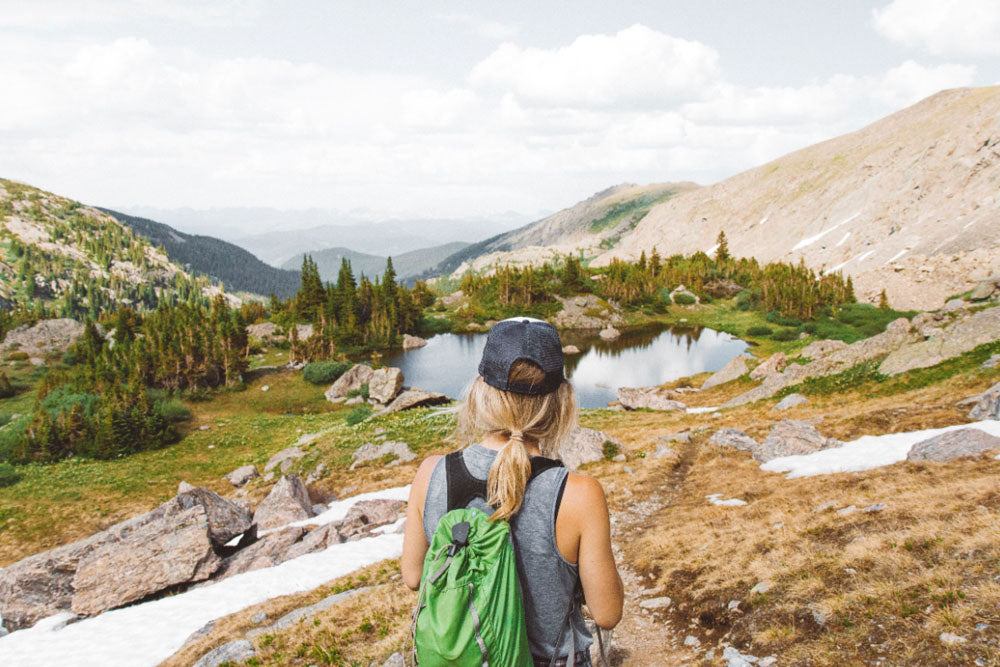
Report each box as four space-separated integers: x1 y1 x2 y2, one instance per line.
380 324 748 409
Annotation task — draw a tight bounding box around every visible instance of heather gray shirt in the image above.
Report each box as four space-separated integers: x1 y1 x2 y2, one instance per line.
422 443 593 659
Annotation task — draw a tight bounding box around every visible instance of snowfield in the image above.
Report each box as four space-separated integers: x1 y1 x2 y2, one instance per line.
762 421 1000 478
0 486 411 667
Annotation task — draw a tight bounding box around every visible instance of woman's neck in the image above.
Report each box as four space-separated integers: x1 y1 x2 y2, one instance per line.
480 432 542 457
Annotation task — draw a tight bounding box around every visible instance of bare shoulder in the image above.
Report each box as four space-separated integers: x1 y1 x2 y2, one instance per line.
413 454 443 489
562 471 609 510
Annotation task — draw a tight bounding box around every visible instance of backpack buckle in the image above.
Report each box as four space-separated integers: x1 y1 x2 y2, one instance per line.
448 521 470 555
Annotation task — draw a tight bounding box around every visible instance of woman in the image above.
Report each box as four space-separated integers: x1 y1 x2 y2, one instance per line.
402 318 624 666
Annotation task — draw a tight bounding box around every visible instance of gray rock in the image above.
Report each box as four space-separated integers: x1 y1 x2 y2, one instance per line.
281 523 344 561
599 326 621 340
368 367 404 404
812 500 837 513
939 632 968 645
773 393 808 411
383 653 406 667
382 388 450 413
969 277 999 301
880 306 1000 375
264 446 305 473
969 380 1000 420
351 440 416 468
750 352 787 382
252 474 314 530
943 298 967 312
683 635 700 647
305 462 327 485
247 587 374 639
863 503 887 513
178 485 253 545
702 354 750 389
800 339 849 359
213 527 309 581
638 596 671 609
551 294 624 330
562 345 580 354
708 428 758 453
224 465 259 487
756 420 841 463
617 387 685 411
178 480 195 494
180 619 216 649
907 427 1000 462
750 580 773 595
557 427 619 469
723 646 760 667
402 334 427 350
345 396 363 405
311 503 329 515
251 612 268 624
193 639 256 667
981 354 1000 369
836 505 858 516
652 444 678 459
658 430 691 444
324 364 374 401
339 500 406 540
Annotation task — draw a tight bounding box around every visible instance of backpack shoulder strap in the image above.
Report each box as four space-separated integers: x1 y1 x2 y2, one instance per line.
445 451 565 513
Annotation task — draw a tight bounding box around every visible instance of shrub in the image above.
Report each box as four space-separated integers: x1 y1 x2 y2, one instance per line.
771 328 798 341
345 404 373 426
0 372 15 398
303 360 353 385
746 326 773 337
4 351 28 361
346 383 370 400
0 462 20 487
0 416 28 462
157 399 192 423
602 440 619 460
673 293 696 306
701 294 713 304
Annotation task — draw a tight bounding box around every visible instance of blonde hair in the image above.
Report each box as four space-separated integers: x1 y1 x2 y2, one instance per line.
454 359 578 521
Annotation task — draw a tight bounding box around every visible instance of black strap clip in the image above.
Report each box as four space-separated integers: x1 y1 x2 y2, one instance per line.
448 521 470 556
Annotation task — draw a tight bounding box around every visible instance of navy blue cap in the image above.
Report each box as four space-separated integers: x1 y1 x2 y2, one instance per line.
478 317 565 395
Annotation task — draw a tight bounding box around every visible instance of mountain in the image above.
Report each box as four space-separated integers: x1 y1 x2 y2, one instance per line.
0 179 225 316
595 86 1000 310
419 182 699 279
224 216 526 267
99 208 301 299
281 241 469 285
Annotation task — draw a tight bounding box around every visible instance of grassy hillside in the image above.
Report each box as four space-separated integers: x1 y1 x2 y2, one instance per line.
281 241 469 285
101 208 301 299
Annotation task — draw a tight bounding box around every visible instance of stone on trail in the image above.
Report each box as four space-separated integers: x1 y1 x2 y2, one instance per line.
969 380 1000 421
708 428 758 453
652 444 678 459
368 367 404 404
325 363 374 401
658 430 691 444
616 386 686 411
701 354 749 389
638 596 671 610
756 419 841 463
772 393 808 411
558 427 620 469
749 352 787 381
193 639 256 667
402 334 427 349
264 446 305 473
224 464 259 487
906 427 1000 462
252 474 314 530
939 632 968 645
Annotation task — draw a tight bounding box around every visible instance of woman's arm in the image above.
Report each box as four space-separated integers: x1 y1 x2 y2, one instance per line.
401 455 441 590
561 474 624 628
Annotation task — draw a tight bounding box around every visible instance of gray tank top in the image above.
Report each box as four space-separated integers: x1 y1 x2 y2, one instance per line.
422 443 593 659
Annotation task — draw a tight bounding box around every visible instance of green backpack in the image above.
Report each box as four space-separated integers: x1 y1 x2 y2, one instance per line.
410 452 567 666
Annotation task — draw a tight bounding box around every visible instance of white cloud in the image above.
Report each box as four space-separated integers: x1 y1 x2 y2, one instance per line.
470 24 720 108
873 0 1000 56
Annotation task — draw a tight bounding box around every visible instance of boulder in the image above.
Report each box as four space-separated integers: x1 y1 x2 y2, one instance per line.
749 353 787 382
178 485 253 545
907 428 1000 462
658 430 692 444
213 527 309 581
562 345 580 355
969 381 1000 420
193 640 256 667
351 441 416 468
880 306 1000 376
382 388 450 413
70 502 221 615
340 499 406 540
325 364 374 401
708 428 758 453
402 334 427 350
756 420 841 463
252 475 314 530
702 355 750 389
264 446 305 473
800 339 848 360
969 274 1000 301
281 523 344 562
557 427 618 469
599 326 621 340
225 465 260 487
617 387 686 411
773 393 808 411
369 367 404 404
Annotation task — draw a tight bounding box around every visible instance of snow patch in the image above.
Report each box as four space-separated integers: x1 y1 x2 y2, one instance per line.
855 250 875 263
282 485 411 531
707 494 746 507
791 213 860 252
835 231 851 247
758 216 768 226
686 406 719 414
706 243 720 255
761 421 1000 479
884 249 908 265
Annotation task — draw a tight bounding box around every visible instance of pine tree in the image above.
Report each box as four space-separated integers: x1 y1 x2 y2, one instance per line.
715 230 730 263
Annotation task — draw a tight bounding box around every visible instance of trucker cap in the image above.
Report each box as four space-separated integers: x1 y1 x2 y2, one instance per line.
478 317 565 395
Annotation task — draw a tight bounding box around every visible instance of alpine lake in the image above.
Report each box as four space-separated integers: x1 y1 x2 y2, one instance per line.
380 324 749 409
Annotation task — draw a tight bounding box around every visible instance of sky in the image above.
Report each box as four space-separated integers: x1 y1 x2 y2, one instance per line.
1 0 998 227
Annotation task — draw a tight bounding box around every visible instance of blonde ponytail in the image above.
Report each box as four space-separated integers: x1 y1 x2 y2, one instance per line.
455 359 578 522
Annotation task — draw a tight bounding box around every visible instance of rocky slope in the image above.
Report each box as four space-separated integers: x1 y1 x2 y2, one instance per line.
281 241 469 285
596 86 1000 310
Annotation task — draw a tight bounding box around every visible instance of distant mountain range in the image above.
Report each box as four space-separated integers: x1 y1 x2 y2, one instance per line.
100 209 301 299
281 241 470 285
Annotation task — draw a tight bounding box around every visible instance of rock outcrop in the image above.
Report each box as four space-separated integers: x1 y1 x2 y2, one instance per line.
252 475 314 530
225 465 260 487
351 441 416 468
551 294 624 330
969 381 1000 420
617 387 686 411
702 355 750 389
0 318 86 362
325 364 374 401
339 500 406 540
907 428 1000 462
213 527 309 581
368 367 404 404
750 353 787 382
800 339 849 360
381 388 450 413
879 306 1000 376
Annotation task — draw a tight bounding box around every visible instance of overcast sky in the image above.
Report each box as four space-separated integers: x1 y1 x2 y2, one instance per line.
1 0 998 224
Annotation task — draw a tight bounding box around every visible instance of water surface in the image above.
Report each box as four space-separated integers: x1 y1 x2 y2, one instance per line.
381 324 747 409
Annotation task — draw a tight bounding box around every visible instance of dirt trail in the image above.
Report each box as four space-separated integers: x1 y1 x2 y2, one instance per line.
602 441 699 665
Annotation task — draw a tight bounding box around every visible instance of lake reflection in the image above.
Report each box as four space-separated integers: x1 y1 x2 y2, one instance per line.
380 324 748 409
